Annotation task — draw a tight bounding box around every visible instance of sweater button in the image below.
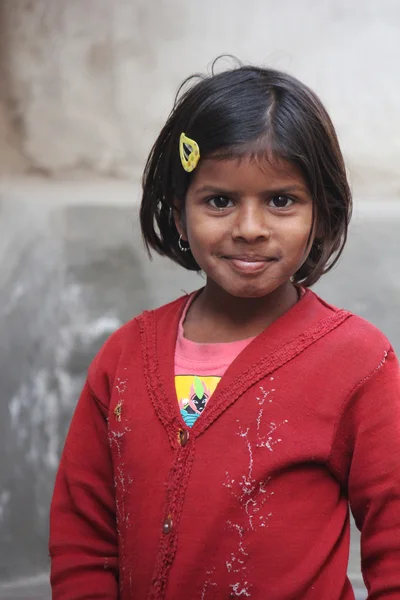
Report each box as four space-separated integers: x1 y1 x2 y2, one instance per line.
178 428 189 447
163 516 173 534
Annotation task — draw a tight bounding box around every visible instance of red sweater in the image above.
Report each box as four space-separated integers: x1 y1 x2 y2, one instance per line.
50 289 400 600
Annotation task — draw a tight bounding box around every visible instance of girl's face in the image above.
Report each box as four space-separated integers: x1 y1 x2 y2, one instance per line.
175 155 315 300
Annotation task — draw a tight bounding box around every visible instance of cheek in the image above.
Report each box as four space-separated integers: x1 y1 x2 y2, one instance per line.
186 215 225 249
280 220 313 250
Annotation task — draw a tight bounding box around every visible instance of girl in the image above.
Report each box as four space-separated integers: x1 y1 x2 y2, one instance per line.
50 64 400 600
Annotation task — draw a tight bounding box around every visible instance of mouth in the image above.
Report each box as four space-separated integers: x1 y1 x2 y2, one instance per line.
222 254 278 274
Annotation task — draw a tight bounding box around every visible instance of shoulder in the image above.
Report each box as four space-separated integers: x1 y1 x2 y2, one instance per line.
342 312 391 347
88 291 191 380
342 313 393 369
311 290 394 369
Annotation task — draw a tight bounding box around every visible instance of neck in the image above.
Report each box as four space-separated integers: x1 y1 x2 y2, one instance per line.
184 281 300 343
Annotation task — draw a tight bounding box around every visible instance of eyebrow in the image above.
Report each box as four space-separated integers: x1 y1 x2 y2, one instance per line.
194 184 310 196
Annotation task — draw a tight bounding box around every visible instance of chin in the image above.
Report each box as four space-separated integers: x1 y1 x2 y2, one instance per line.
224 283 280 299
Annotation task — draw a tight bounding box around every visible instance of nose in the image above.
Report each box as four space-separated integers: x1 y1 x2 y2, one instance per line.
231 202 271 243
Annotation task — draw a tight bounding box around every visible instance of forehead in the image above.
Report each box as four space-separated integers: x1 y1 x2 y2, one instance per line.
189 155 308 192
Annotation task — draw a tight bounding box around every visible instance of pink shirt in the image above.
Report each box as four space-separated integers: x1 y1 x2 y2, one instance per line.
175 295 254 426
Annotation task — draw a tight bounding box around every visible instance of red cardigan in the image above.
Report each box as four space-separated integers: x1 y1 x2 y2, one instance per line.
50 289 400 600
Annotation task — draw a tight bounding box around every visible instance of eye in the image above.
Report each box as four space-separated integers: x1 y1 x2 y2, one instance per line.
269 195 294 209
208 196 234 209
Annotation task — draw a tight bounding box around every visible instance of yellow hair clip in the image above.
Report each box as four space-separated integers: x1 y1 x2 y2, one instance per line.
179 133 200 172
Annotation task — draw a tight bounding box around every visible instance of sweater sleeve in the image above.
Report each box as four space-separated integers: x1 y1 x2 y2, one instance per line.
330 348 400 599
49 379 119 599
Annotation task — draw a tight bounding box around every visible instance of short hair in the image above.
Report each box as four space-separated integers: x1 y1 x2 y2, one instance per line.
140 61 352 286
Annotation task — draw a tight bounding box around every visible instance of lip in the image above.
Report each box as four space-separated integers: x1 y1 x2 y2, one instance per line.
226 255 272 262
223 255 278 274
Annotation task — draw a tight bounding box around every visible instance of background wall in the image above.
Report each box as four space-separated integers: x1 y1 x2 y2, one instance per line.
0 0 399 194
0 1 399 597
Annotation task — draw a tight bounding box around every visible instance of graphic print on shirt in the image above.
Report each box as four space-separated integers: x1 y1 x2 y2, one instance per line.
175 375 221 427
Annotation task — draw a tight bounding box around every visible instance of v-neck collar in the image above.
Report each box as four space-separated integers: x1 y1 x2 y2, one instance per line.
138 289 351 447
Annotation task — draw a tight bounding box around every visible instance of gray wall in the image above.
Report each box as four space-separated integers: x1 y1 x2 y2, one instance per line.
0 0 399 195
0 181 199 581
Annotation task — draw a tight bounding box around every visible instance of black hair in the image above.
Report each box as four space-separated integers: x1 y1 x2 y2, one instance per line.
140 59 352 286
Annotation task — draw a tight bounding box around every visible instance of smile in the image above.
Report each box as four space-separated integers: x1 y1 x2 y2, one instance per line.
222 255 278 274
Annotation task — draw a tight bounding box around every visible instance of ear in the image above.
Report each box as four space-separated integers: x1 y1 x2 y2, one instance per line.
172 198 188 240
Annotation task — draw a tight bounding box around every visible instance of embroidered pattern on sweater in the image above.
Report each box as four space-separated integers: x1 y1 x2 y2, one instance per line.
200 568 217 600
108 370 134 594
200 380 287 598
175 375 220 426
224 380 286 530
